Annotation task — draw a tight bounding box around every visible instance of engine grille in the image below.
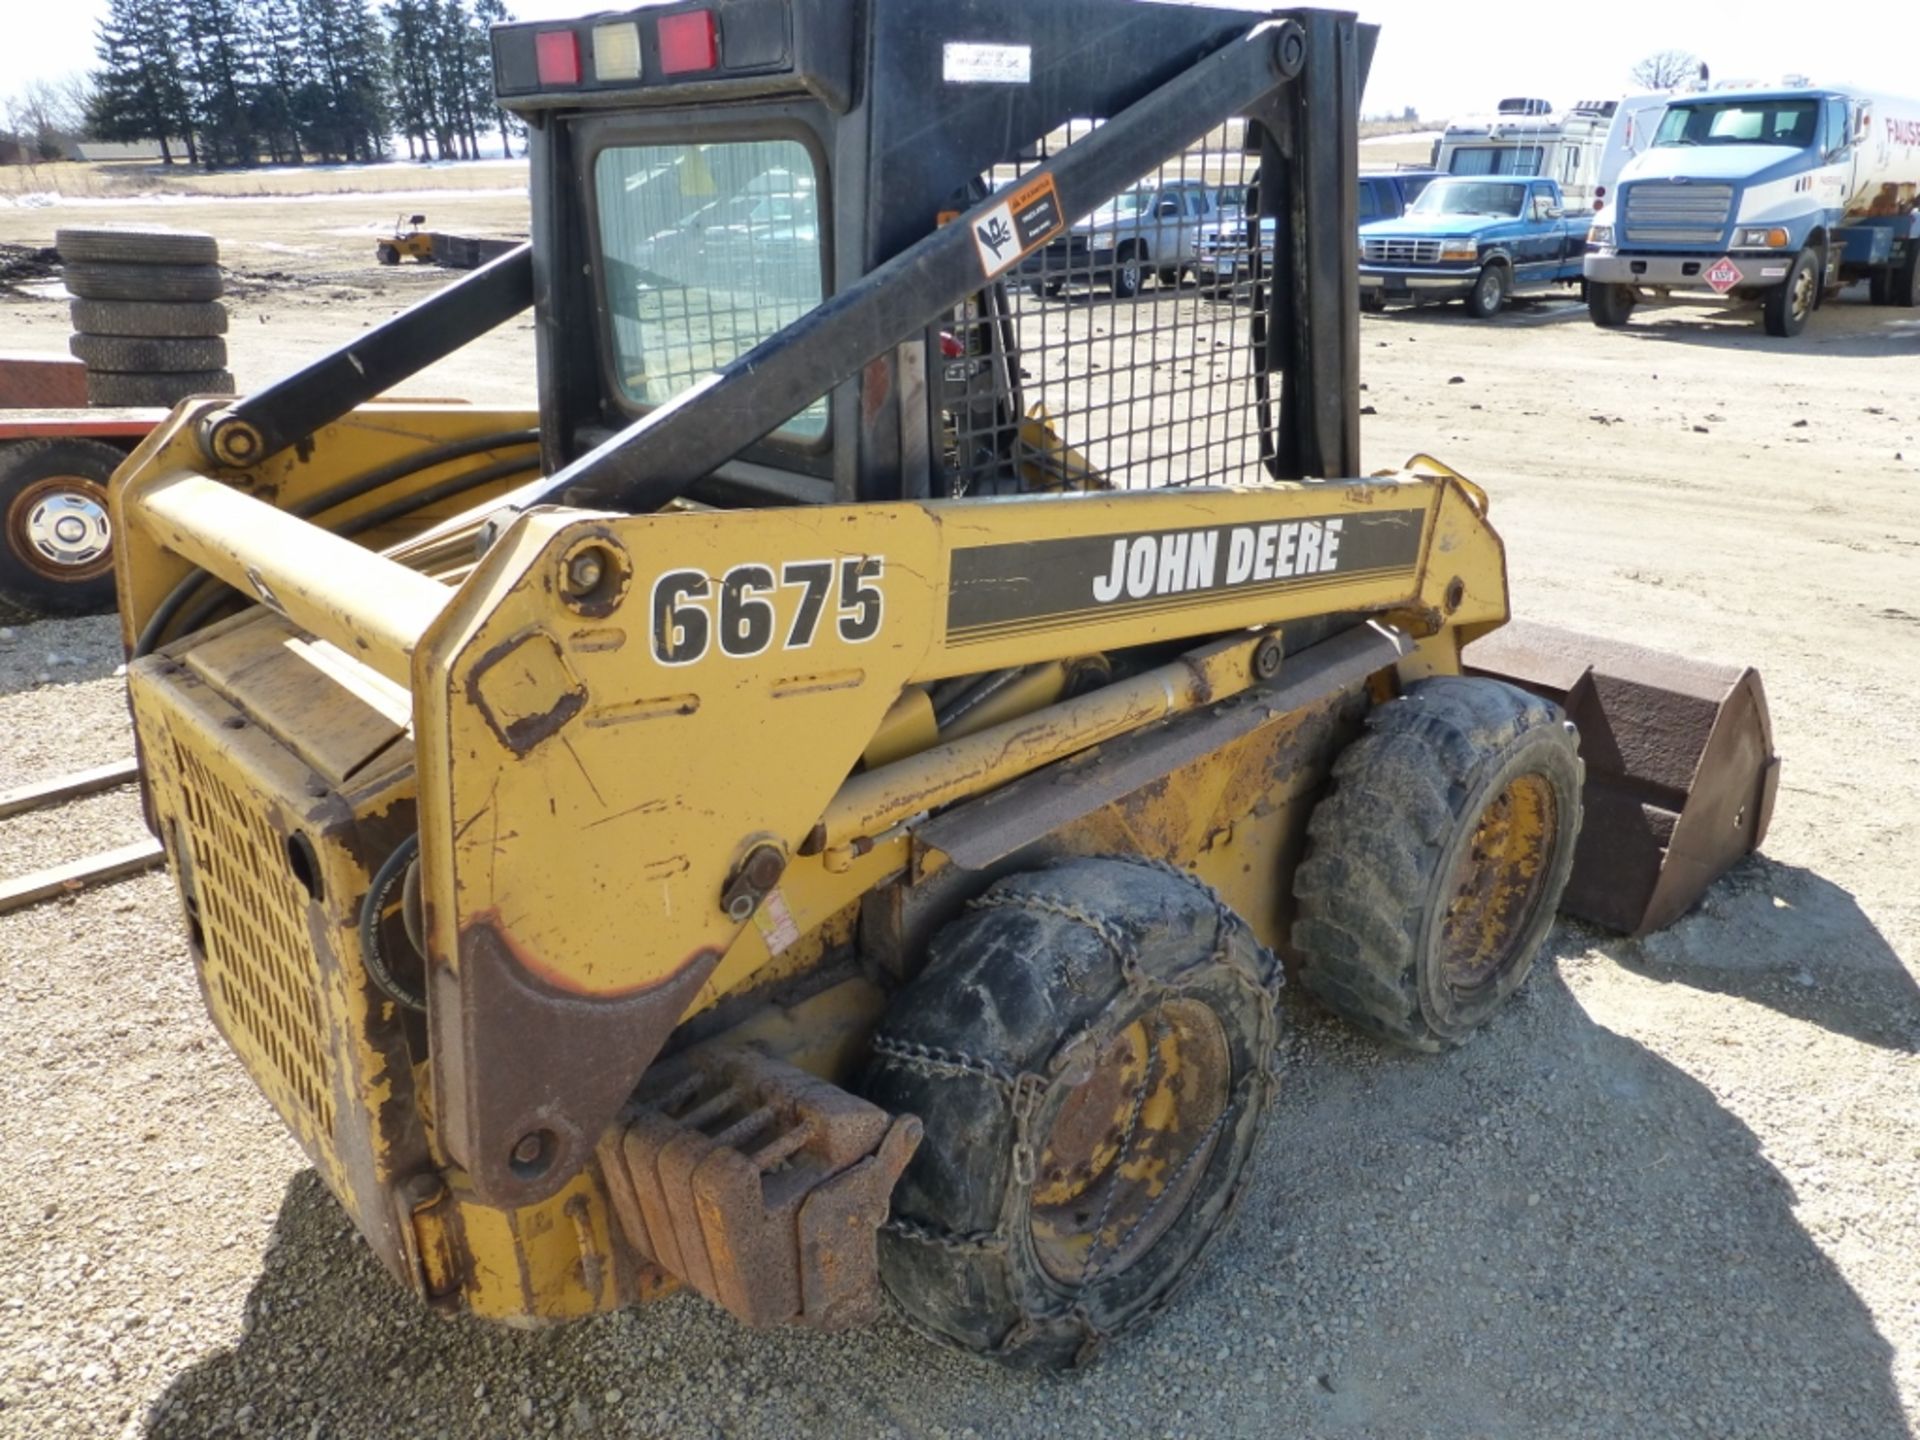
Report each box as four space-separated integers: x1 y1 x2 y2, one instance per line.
1361 236 1443 264
170 729 336 1145
1622 182 1733 245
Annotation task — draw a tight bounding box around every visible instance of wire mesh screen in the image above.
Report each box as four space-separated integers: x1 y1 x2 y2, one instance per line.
940 120 1269 496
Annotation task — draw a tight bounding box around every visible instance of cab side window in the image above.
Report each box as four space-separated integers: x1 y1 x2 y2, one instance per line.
1358 182 1381 221
1824 99 1848 158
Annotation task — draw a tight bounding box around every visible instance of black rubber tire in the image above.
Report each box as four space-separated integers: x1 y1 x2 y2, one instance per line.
1586 282 1636 328
0 437 125 619
69 334 228 374
85 370 234 407
69 298 229 338
1111 244 1144 300
1360 291 1387 312
864 856 1281 1370
1891 247 1920 308
1293 677 1583 1052
55 225 218 267
1869 269 1892 305
377 244 401 266
1465 262 1509 319
62 261 224 304
1763 248 1818 337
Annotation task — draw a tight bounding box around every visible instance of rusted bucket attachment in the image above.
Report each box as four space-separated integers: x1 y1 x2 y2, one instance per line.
1463 620 1780 937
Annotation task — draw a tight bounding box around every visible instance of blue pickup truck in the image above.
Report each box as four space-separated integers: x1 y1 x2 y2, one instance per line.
1358 177 1592 317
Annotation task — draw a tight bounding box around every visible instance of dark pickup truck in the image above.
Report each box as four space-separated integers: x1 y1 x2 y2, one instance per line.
1193 169 1441 286
1358 176 1592 317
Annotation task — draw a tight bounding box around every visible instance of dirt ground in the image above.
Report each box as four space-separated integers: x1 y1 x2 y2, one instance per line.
0 167 1916 1440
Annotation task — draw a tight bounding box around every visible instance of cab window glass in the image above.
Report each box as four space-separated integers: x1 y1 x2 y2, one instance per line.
593 139 825 438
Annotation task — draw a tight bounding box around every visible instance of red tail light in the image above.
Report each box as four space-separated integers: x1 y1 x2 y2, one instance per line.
658 10 718 75
535 30 581 86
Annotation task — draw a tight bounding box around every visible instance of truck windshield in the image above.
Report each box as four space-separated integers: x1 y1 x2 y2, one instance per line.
593 139 826 439
1654 100 1819 149
1407 181 1526 218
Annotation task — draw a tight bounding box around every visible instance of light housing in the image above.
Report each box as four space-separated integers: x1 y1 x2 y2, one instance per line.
658 10 719 75
1735 227 1790 248
592 21 643 81
535 29 581 86
1438 240 1478 262
1586 224 1614 248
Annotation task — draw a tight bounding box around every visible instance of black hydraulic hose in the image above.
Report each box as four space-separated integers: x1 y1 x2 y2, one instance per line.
358 833 426 1013
291 429 538 521
163 456 537 642
132 431 539 658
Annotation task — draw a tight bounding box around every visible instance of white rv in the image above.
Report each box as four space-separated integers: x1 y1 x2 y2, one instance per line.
1434 98 1616 206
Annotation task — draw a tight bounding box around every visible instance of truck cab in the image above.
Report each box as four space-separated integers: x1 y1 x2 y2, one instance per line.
1358 175 1591 317
1191 168 1441 287
1584 87 1920 335
1017 177 1229 298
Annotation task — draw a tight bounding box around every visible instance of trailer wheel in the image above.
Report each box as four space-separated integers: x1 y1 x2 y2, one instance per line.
0 438 125 619
1293 676 1583 1052
1464 262 1509 319
1763 249 1817 337
864 856 1280 1369
1586 282 1636 328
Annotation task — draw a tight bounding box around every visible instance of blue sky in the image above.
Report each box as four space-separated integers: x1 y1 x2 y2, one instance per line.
8 1 1907 133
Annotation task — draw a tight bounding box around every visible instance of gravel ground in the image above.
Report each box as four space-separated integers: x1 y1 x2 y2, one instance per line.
2 184 1917 1440
2 621 1915 1439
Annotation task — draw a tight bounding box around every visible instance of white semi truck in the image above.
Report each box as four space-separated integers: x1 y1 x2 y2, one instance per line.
1584 86 1920 335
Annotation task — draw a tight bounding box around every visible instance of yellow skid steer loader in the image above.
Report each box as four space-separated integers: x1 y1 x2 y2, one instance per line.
108 1 1776 1368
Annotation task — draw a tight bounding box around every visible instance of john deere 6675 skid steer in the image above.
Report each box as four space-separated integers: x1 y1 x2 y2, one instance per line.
107 0 1778 1366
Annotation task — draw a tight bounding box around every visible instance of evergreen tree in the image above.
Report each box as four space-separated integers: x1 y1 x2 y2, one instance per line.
243 0 308 164
89 0 193 164
296 0 390 161
468 0 521 157
180 0 261 167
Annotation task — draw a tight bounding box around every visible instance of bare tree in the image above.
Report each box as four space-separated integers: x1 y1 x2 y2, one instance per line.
2 76 94 160
1631 50 1705 91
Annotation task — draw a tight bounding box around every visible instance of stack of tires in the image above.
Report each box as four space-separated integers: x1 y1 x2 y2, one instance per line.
55 226 233 407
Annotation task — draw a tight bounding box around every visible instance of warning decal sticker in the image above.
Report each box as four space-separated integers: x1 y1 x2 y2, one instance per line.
971 173 1065 280
1705 256 1744 294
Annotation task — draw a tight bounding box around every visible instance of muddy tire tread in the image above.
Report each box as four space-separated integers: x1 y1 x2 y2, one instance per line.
862 855 1280 1370
1292 676 1581 1052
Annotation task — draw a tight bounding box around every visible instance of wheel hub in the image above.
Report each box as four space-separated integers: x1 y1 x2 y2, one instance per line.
1437 773 1558 993
1029 998 1231 1284
9 477 113 580
1791 265 1815 322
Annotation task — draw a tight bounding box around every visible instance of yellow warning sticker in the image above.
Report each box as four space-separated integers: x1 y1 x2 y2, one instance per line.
970 173 1065 280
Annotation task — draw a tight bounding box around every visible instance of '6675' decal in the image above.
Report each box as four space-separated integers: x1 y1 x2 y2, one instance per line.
652 557 884 664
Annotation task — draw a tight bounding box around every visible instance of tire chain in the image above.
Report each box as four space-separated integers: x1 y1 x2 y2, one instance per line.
873 857 1284 1342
